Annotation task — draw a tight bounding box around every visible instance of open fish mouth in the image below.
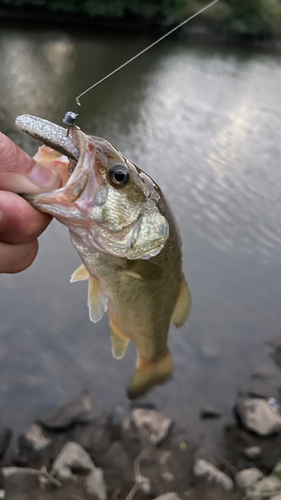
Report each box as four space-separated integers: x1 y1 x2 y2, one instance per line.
15 115 96 206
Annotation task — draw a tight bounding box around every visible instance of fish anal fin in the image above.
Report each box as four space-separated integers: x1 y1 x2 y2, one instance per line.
127 349 173 399
110 321 130 360
171 275 191 328
70 263 90 283
87 275 108 323
124 259 162 281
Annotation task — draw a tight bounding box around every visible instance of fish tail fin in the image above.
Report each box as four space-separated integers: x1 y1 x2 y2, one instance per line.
127 348 173 399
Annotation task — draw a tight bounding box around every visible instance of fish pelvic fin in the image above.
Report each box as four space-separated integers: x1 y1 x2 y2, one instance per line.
70 264 90 283
123 259 162 281
110 321 130 360
87 275 108 323
171 275 191 328
127 348 173 399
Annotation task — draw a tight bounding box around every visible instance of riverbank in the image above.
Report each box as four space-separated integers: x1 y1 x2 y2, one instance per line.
2 382 281 500
0 2 281 48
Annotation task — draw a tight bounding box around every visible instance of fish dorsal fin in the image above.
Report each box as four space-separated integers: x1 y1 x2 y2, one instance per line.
171 275 191 328
87 275 108 323
110 322 130 359
70 264 90 282
124 259 162 281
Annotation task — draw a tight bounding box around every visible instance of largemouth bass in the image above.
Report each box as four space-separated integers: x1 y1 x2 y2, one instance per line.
16 115 191 399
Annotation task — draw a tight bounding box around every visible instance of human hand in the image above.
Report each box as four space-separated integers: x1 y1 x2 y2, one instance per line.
0 132 62 273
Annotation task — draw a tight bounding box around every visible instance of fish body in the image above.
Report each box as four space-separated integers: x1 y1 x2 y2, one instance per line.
16 115 191 398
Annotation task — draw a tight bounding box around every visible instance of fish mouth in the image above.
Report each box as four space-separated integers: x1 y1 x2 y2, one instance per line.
16 114 95 210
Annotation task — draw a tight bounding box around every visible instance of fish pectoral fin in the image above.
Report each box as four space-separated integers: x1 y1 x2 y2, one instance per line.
124 259 162 281
70 264 90 283
87 275 108 323
171 275 191 328
127 349 173 399
110 323 130 360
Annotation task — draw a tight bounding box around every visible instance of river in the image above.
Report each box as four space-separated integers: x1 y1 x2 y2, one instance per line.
1 20 281 449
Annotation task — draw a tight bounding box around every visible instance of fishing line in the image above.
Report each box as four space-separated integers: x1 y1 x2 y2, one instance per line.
75 0 220 107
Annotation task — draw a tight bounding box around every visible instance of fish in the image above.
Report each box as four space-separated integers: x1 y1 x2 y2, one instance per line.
16 114 191 399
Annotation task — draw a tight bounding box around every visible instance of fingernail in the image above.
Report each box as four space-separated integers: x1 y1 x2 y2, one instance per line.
28 162 61 190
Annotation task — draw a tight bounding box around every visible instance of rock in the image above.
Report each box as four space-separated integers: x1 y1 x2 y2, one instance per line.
21 424 51 452
273 461 281 480
132 409 172 444
247 476 281 498
199 406 221 419
236 398 281 436
243 446 261 460
40 393 104 430
137 475 151 494
52 442 94 480
271 495 281 500
0 427 12 460
235 468 263 489
2 466 61 492
86 467 107 500
152 494 181 500
2 467 42 492
193 459 233 491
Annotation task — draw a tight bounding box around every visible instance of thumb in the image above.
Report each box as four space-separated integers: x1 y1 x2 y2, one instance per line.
0 132 61 194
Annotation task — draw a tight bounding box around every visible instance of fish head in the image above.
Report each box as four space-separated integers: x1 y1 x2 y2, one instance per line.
16 115 169 259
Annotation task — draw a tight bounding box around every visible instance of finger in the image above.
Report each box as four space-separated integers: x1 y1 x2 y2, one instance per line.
0 191 51 244
0 240 38 274
0 132 61 193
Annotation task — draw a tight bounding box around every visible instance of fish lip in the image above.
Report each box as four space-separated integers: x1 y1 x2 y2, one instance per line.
15 114 80 161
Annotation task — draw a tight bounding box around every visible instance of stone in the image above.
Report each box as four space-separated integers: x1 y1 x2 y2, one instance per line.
2 466 61 492
52 442 94 480
0 427 12 460
273 461 281 480
2 467 40 492
235 468 263 489
199 406 221 419
21 424 51 452
193 459 233 491
40 393 104 430
243 447 261 460
86 467 107 500
271 495 281 500
152 494 181 500
236 398 281 436
247 476 281 498
132 409 172 444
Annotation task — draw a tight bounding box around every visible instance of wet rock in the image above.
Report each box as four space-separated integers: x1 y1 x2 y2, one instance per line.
199 406 221 419
273 461 281 480
2 466 42 492
21 424 51 452
235 468 263 489
2 466 61 493
85 467 107 500
236 398 281 436
152 494 181 500
40 392 104 430
243 446 261 460
0 427 12 460
52 441 94 480
70 421 111 457
132 409 172 444
247 476 281 498
193 459 233 491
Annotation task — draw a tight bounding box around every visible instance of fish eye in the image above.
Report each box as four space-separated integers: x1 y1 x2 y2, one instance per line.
110 163 130 186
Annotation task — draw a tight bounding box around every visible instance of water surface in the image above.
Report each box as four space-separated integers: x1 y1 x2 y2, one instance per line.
1 22 281 447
